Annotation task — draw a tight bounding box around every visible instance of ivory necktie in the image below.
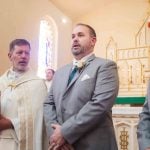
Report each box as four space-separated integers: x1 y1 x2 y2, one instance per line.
68 66 78 85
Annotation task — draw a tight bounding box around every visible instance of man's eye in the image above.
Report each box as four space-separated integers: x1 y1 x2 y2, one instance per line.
17 52 22 54
78 34 84 37
25 52 29 54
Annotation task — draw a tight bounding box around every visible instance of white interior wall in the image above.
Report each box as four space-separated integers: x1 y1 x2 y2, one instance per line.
74 0 149 58
0 0 72 74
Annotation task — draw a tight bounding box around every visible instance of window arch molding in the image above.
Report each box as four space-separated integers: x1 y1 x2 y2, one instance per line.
38 15 58 78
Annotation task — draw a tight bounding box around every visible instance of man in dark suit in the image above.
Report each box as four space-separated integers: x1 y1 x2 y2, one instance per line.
44 23 119 150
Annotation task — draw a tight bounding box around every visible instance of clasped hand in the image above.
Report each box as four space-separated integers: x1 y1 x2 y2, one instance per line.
49 124 73 150
0 114 13 131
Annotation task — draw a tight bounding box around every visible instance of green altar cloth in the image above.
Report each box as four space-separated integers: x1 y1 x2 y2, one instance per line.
115 97 145 104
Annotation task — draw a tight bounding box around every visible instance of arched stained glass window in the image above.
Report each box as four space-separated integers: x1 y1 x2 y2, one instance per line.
37 17 57 78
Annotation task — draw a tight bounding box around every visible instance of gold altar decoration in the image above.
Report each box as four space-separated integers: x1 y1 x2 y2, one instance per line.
106 13 150 96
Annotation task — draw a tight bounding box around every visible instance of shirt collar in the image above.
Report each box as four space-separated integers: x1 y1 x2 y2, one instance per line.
73 52 93 68
7 67 27 81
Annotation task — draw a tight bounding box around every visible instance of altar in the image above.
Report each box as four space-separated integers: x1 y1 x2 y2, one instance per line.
112 105 143 150
106 12 150 150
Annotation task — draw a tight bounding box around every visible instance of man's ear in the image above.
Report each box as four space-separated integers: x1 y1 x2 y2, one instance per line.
8 52 12 60
91 37 97 46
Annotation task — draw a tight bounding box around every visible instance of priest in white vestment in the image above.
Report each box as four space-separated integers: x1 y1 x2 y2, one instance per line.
0 39 47 150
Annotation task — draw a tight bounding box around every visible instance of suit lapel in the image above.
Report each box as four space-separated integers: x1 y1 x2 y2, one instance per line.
64 66 81 93
66 70 80 89
63 54 96 94
61 64 72 92
85 54 95 67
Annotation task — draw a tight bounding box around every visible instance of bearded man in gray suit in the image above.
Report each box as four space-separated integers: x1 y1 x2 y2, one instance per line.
44 23 119 150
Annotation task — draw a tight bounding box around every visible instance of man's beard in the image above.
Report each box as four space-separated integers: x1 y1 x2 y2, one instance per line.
71 47 85 56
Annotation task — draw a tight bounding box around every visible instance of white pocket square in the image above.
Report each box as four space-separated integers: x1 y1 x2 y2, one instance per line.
81 74 90 81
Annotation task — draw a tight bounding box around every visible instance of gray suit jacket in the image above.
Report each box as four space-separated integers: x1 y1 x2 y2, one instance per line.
44 54 119 150
137 81 150 150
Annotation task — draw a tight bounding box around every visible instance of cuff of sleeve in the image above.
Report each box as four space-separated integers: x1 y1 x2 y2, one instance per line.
61 125 75 145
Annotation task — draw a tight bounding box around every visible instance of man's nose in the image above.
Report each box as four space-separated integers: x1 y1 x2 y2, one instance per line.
73 36 79 42
21 52 28 58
